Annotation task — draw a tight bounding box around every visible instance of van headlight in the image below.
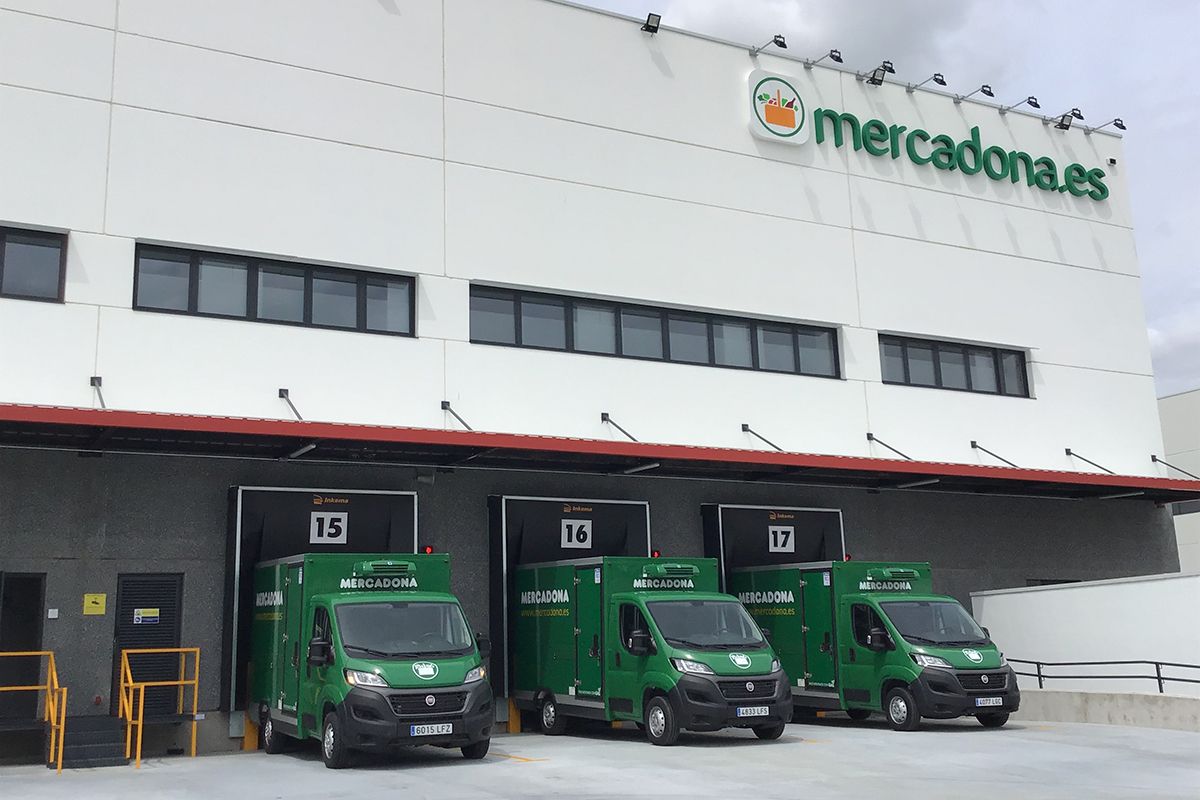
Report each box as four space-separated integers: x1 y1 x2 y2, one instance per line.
771 659 781 672
912 654 953 669
463 665 486 684
671 658 715 675
998 653 1008 667
344 669 388 687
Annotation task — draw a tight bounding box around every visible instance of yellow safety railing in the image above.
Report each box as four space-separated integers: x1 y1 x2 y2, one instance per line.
118 647 200 768
0 650 67 773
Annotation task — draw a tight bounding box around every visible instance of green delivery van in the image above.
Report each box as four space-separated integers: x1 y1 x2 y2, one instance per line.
512 556 791 745
730 561 1019 731
249 553 493 767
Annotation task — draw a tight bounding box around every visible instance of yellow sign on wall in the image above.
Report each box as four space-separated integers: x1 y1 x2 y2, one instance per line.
83 593 107 615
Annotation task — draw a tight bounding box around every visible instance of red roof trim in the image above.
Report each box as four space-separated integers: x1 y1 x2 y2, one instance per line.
2 403 1197 494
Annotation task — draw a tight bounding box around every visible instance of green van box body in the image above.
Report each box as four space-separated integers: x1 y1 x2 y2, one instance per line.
249 553 492 756
729 561 1020 722
512 556 791 736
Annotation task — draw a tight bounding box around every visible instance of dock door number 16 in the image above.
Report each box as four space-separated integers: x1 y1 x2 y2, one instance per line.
561 519 592 549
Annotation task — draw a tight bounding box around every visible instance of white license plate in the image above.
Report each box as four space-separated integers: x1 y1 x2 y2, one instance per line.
410 723 453 736
975 697 1003 707
736 706 769 718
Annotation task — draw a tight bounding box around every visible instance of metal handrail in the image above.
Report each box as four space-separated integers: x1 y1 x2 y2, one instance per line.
118 647 200 768
0 650 67 773
1008 658 1200 694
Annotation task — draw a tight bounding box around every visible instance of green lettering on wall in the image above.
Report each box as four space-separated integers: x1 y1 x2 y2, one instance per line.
888 124 907 159
1033 156 1058 191
930 134 957 170
862 119 890 157
906 129 933 164
1086 168 1109 201
982 146 1009 180
813 108 862 150
954 127 984 175
1008 151 1037 186
1063 163 1090 197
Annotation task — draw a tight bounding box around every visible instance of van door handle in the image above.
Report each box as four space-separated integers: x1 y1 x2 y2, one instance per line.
589 635 599 659
848 648 856 663
615 652 621 668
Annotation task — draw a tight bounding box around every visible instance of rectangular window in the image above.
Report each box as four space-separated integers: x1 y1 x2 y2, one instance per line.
133 244 414 336
713 320 753 368
257 265 305 323
851 604 886 648
757 325 796 372
880 334 1029 398
468 285 840 380
620 308 664 359
0 229 66 301
619 603 651 653
573 303 617 354
197 256 248 317
520 297 567 350
667 314 708 364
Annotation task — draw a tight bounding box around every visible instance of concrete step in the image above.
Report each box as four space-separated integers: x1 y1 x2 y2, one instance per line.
55 754 130 769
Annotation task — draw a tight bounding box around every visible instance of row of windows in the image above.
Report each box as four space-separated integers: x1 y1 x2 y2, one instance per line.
880 335 1029 398
0 228 66 302
133 246 414 336
1 227 1034 399
470 286 841 378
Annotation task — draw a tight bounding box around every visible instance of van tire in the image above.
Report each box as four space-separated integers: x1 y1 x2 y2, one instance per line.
539 696 568 735
261 712 287 754
846 708 872 722
753 722 785 740
884 686 921 731
321 712 350 769
644 696 679 746
977 712 1009 728
461 739 490 759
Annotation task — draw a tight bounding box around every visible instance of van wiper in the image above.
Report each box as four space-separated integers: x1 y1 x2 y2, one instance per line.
901 635 941 645
343 645 399 658
665 637 710 649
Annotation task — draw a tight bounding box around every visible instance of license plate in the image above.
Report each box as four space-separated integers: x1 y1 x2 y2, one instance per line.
975 697 1003 708
410 723 453 736
736 706 769 718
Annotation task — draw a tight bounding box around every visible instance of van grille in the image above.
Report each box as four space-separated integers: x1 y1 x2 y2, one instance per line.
957 672 1007 692
718 680 776 699
389 691 467 716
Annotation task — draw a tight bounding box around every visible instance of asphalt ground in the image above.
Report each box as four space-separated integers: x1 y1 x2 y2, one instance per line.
4 716 1198 799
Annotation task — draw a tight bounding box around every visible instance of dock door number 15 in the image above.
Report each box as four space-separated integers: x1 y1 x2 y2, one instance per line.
561 519 592 549
311 511 349 545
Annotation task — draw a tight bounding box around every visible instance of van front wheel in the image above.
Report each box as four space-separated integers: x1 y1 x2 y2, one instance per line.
461 739 490 759
540 697 568 735
644 696 679 746
884 687 921 731
261 712 287 754
321 712 350 769
753 722 785 740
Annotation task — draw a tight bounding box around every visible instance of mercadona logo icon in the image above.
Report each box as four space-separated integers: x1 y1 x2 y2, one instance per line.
730 652 752 669
749 71 808 144
412 661 440 680
963 649 984 664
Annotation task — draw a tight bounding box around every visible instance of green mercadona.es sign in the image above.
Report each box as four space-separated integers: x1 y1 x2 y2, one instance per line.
748 70 1109 201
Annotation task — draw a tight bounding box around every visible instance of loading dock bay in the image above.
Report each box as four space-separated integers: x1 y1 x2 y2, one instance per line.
3 719 1196 799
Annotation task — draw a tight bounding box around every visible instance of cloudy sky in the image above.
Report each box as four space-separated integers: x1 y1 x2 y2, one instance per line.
580 0 1199 397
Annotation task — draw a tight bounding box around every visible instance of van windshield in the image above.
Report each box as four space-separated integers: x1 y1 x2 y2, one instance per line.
645 600 766 650
879 600 988 646
334 601 473 658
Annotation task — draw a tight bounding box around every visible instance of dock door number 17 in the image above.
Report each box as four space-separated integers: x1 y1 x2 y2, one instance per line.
562 519 592 549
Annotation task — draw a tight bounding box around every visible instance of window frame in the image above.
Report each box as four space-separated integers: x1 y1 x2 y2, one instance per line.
132 244 416 337
878 334 1029 398
468 285 841 380
0 227 68 303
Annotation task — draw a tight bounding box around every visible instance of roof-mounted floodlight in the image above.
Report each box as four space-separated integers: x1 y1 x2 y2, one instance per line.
640 13 661 34
906 72 946 93
749 34 787 57
861 60 894 86
999 95 1040 114
1049 107 1084 130
1087 117 1126 134
804 48 843 69
954 84 993 104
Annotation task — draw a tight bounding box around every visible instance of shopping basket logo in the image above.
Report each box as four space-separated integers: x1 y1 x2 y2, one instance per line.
749 71 808 144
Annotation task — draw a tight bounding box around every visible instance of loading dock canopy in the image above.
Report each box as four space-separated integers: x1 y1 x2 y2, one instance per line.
0 403 1197 503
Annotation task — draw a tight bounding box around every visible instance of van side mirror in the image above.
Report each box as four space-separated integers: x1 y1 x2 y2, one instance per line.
307 639 332 666
760 627 772 640
628 629 652 656
475 633 491 659
981 626 991 639
867 627 891 651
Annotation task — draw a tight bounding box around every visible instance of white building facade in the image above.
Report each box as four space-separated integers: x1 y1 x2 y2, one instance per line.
1160 390 1200 572
1 0 1197 743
